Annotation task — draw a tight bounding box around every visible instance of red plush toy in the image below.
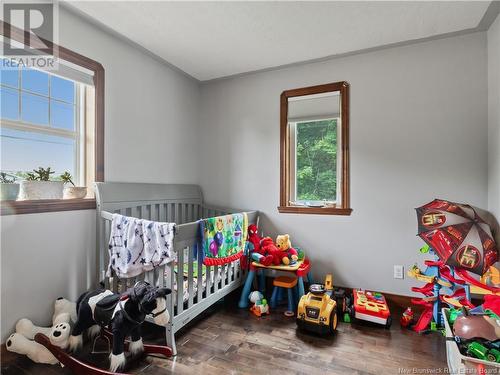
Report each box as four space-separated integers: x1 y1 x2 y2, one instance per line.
248 225 273 266
260 237 287 266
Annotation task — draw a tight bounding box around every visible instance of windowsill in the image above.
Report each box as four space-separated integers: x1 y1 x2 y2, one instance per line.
278 206 352 215
1 198 96 216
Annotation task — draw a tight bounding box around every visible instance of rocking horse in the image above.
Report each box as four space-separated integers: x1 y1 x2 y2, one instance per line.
34 281 173 374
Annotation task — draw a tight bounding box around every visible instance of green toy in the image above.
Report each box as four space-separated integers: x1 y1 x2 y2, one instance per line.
419 244 431 254
448 308 462 324
466 342 500 363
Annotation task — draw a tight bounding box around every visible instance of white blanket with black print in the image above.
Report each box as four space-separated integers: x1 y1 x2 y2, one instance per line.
107 214 176 278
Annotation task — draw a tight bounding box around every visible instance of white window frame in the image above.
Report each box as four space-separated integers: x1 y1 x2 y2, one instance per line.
288 116 341 207
0 68 86 185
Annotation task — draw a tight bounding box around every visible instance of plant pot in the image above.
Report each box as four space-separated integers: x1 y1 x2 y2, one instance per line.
0 183 20 200
19 181 64 200
63 186 87 199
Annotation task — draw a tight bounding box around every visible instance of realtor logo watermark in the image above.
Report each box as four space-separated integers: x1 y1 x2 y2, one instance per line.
1 0 59 69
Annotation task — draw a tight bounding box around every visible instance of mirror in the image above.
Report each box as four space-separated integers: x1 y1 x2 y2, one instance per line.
279 82 351 215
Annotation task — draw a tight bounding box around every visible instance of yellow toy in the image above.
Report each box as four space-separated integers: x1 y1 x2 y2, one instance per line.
296 274 338 334
482 266 500 287
275 234 299 266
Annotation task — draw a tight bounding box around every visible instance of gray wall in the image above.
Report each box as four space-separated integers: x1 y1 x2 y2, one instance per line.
0 7 200 341
198 32 488 296
488 14 500 244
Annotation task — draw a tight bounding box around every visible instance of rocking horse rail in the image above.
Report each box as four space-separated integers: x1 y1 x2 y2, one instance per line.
34 334 129 375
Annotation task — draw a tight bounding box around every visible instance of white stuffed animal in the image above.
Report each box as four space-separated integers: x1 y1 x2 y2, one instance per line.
6 333 59 365
15 318 53 340
16 312 71 340
6 321 71 364
53 297 77 324
7 298 75 365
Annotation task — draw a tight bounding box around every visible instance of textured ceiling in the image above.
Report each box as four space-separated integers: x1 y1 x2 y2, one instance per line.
67 1 491 81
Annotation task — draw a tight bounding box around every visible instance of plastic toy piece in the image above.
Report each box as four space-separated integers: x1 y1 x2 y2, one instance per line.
413 307 433 333
483 295 500 316
407 265 436 283
466 341 500 363
482 266 500 287
296 274 339 334
438 265 466 285
411 283 435 296
351 289 391 328
455 269 500 294
439 288 474 309
249 291 270 317
270 276 297 317
400 307 414 328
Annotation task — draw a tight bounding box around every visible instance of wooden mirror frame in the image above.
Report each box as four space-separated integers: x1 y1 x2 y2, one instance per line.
278 81 351 215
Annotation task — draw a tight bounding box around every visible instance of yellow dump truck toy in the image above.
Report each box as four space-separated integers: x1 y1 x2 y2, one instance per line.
297 274 339 335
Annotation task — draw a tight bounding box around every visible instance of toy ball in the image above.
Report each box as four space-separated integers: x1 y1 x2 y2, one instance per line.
261 298 268 305
249 291 263 303
215 232 224 247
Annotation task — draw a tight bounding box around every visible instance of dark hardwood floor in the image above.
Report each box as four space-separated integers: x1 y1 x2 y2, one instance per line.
1 291 446 374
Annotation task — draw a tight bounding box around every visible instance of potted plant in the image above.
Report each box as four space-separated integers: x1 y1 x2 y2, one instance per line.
0 172 20 200
19 167 64 200
60 172 87 199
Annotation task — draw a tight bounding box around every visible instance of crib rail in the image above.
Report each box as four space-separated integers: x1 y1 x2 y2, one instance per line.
98 208 258 334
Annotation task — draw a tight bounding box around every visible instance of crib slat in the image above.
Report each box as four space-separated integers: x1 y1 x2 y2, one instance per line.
177 204 182 224
177 248 184 314
99 218 104 285
206 264 212 296
133 206 141 220
187 246 194 308
213 265 219 292
222 264 228 288
195 204 201 220
188 204 193 222
165 263 173 316
169 203 175 222
151 204 159 221
153 268 159 286
228 262 233 283
197 250 203 303
220 265 225 289
157 266 164 288
103 218 111 288
159 204 166 222
183 204 188 224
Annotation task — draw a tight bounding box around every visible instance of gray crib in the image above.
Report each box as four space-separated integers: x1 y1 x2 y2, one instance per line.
95 182 258 355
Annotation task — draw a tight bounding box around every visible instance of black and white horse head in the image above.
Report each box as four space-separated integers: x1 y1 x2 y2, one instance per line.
126 281 171 327
68 281 171 372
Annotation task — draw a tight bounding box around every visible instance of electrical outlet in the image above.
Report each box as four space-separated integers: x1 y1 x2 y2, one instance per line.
394 265 404 279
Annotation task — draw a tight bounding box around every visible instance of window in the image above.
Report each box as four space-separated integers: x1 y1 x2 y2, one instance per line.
0 20 104 215
290 118 340 206
279 82 351 215
1 64 87 184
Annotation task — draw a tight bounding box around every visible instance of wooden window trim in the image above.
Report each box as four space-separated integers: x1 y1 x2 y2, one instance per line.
278 81 351 215
0 21 104 216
